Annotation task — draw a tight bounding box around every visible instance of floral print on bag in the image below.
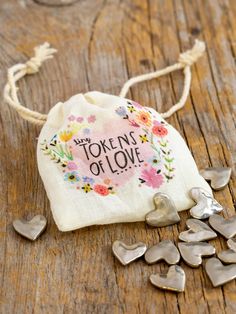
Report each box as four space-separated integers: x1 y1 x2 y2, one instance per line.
41 100 175 196
115 101 175 188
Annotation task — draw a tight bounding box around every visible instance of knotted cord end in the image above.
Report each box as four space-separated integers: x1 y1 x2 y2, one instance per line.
4 42 57 125
119 39 206 118
178 39 206 67
26 42 57 74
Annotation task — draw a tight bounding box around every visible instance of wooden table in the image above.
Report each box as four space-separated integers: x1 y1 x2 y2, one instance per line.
1 0 236 313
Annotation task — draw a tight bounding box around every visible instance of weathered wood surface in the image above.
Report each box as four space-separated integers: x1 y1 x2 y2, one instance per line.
1 0 236 313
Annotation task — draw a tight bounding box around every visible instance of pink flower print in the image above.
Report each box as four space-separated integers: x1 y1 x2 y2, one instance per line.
129 119 140 127
77 116 84 123
131 101 142 109
141 167 164 188
153 120 162 126
87 115 96 123
67 161 78 170
68 115 76 121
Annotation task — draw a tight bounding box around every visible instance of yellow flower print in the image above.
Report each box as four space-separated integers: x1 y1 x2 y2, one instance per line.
136 111 151 127
70 122 83 135
82 183 93 193
139 134 149 143
59 130 73 142
127 105 136 113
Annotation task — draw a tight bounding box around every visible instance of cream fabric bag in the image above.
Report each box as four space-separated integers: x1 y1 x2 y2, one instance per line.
4 41 211 231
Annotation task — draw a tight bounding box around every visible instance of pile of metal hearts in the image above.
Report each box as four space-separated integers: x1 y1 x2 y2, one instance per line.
112 167 236 292
12 166 236 291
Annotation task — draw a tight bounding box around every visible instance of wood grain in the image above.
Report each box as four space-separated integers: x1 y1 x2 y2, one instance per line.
1 0 236 313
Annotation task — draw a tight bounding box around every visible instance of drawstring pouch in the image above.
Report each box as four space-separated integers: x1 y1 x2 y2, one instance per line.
4 41 211 231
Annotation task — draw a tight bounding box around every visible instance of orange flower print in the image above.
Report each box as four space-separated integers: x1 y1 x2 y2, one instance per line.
136 111 151 127
104 178 111 185
59 130 73 142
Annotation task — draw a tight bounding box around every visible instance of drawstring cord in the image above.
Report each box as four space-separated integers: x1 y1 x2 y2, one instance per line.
119 40 205 118
3 43 57 125
3 40 205 125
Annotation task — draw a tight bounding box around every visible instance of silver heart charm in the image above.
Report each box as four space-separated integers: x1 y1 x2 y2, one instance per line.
218 250 236 264
205 257 236 287
150 265 185 292
13 215 47 241
145 240 180 265
217 238 236 264
200 167 231 190
227 238 236 252
209 214 236 239
190 187 223 219
178 242 215 267
112 240 147 266
179 219 217 242
145 193 180 227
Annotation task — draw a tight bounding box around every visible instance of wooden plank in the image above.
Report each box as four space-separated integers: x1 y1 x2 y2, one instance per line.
0 0 236 313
